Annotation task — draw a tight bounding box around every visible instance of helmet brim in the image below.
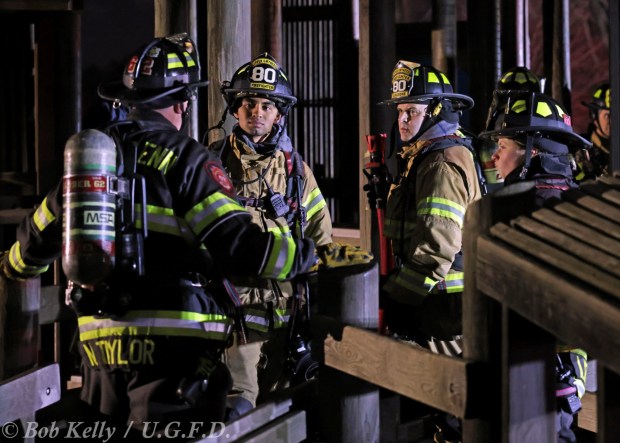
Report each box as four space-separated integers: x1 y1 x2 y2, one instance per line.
98 79 209 105
581 100 609 111
478 126 591 151
377 93 474 110
223 88 298 106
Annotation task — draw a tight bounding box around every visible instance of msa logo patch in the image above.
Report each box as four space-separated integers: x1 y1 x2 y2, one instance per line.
84 211 115 227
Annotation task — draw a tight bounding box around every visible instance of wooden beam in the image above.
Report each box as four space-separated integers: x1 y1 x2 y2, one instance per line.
489 223 620 298
552 201 620 241
530 208 620 259
324 326 470 417
476 236 620 375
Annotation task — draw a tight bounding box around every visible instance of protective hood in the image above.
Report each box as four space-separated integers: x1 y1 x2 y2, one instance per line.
232 123 293 154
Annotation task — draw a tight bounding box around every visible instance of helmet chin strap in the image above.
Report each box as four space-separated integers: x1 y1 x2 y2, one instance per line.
519 134 535 179
179 100 193 132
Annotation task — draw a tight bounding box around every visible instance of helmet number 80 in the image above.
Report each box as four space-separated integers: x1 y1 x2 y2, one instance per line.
392 80 408 93
250 66 277 84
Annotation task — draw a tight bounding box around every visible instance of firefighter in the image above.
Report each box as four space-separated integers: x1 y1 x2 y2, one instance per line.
479 91 590 443
369 61 483 443
479 66 542 192
0 34 316 437
579 82 611 180
210 53 335 417
376 61 482 350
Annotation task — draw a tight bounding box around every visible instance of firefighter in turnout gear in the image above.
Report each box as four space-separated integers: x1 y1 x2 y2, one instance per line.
479 91 590 443
0 35 316 436
212 53 333 417
578 82 611 180
377 61 481 347
374 61 482 443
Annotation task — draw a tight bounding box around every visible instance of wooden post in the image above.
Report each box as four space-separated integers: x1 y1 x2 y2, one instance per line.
503 310 556 442
251 0 282 61
311 263 380 443
462 183 538 441
206 0 252 145
598 366 620 442
462 197 497 442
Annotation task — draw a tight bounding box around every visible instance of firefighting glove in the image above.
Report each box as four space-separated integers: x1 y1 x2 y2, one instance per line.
362 167 390 210
0 251 16 281
310 242 374 272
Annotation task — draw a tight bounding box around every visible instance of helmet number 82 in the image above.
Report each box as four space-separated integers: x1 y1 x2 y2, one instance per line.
392 80 407 93
250 67 277 84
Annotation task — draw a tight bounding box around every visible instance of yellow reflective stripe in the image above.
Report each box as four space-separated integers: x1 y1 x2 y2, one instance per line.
33 197 56 232
267 225 292 236
167 52 197 69
273 308 289 328
417 197 465 227
392 267 438 295
8 241 48 277
243 307 289 332
303 188 326 220
79 326 229 342
261 232 296 280
186 191 246 235
431 272 464 293
78 310 228 324
78 310 231 341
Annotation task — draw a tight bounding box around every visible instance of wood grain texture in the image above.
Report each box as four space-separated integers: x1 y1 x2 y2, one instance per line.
324 326 468 417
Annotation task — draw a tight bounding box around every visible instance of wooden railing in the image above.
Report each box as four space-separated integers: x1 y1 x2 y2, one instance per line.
316 175 620 442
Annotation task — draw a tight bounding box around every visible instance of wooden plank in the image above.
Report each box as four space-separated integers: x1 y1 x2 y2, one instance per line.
324 326 469 417
489 223 620 298
476 236 620 375
553 202 620 241
531 208 620 259
233 411 306 443
577 393 597 433
579 181 620 206
511 216 620 277
564 192 620 224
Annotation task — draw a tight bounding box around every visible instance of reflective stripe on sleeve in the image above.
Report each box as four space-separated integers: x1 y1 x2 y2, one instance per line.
8 241 49 277
33 197 56 232
417 197 465 228
304 188 327 220
260 232 296 280
78 310 232 342
185 191 248 236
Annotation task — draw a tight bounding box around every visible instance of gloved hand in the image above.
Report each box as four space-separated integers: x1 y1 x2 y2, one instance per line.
362 167 390 209
310 242 374 272
0 250 15 280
